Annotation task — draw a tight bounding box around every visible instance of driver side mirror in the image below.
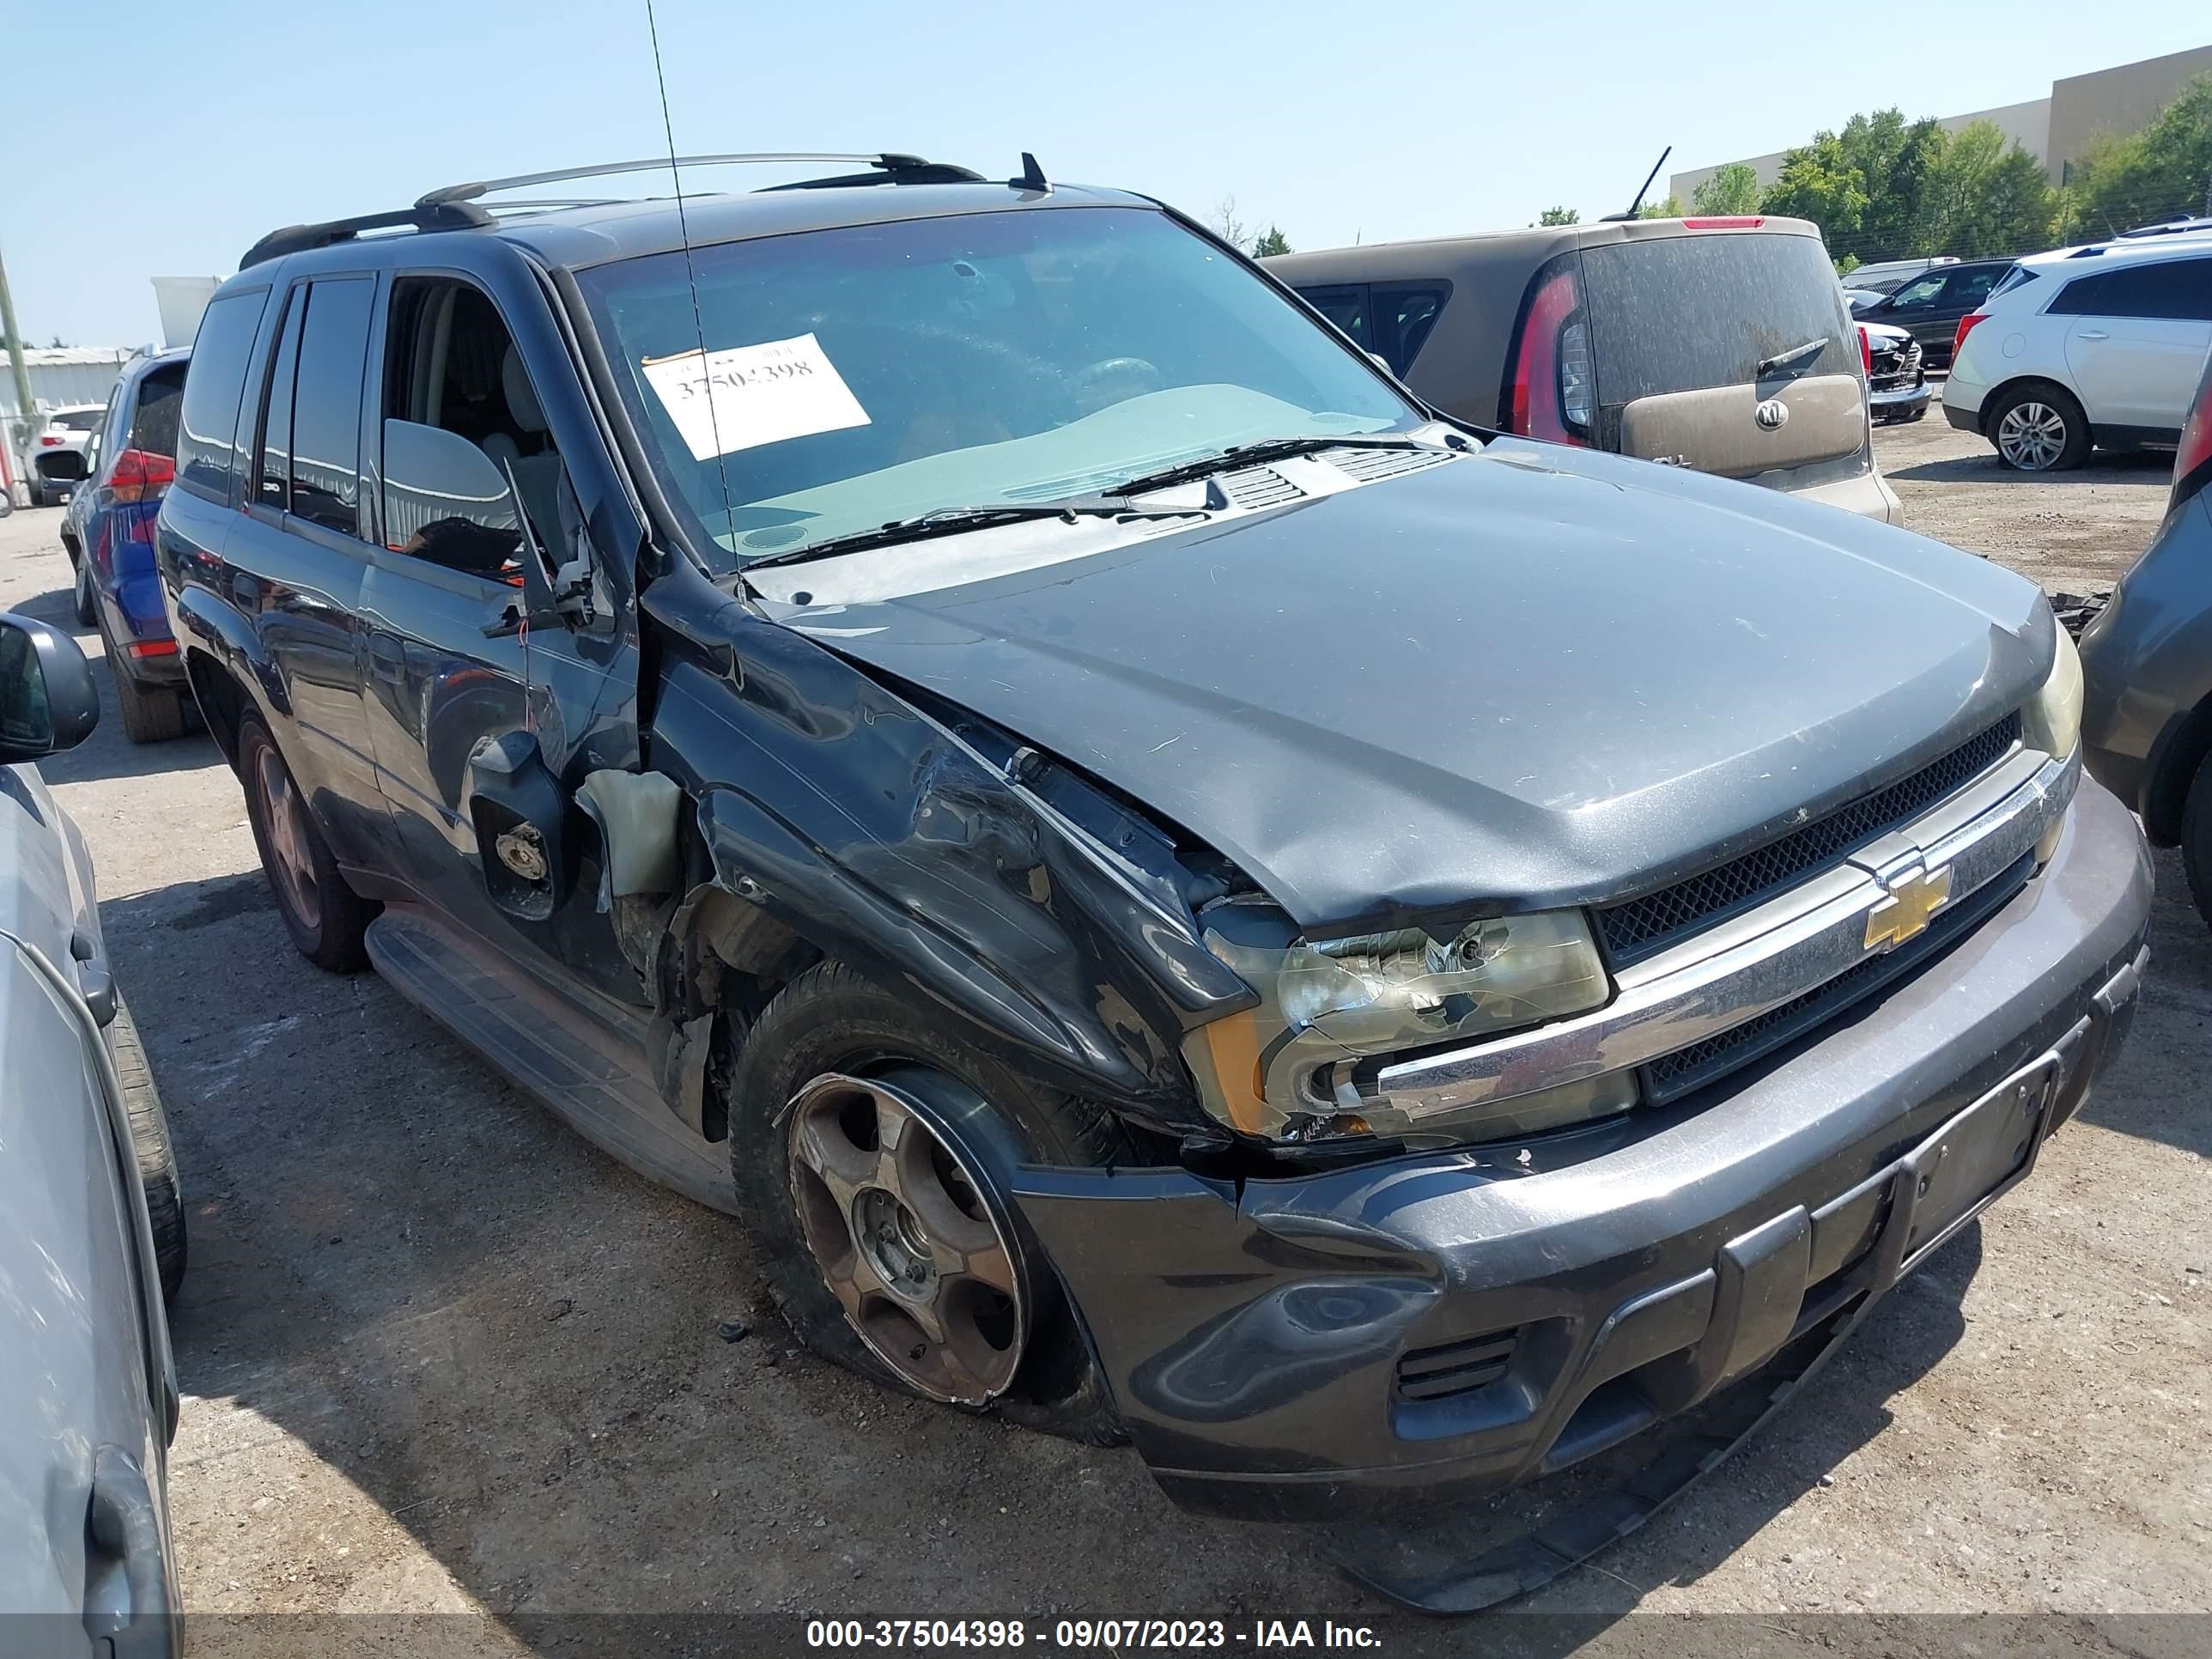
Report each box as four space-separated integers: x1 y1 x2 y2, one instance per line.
0 612 100 763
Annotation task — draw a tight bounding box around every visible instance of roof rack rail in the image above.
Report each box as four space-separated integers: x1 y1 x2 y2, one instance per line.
240 153 979 270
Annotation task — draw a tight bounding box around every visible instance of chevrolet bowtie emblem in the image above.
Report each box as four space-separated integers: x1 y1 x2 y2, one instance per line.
1865 863 1953 952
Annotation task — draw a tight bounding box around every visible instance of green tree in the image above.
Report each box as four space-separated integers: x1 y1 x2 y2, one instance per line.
1636 193 1684 219
1533 205 1579 226
1920 122 2056 255
1690 163 1761 216
1249 225 1292 258
1759 133 1869 239
2061 73 2212 238
1834 110 1949 256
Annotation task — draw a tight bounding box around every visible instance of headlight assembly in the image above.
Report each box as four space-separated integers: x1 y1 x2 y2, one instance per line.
1182 906 1611 1143
2022 606 2082 760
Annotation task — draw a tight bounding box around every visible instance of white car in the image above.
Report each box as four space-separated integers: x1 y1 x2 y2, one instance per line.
1944 234 2212 471
27 403 107 507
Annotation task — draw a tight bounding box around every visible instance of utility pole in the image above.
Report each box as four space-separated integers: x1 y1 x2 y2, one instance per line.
0 243 36 501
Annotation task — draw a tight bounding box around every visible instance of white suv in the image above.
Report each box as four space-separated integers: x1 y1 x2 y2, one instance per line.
1943 234 2212 470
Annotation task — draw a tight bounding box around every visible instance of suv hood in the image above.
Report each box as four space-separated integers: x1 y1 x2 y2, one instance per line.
780 440 2050 930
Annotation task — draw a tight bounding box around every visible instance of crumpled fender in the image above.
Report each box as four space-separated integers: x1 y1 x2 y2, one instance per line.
651 587 1254 1132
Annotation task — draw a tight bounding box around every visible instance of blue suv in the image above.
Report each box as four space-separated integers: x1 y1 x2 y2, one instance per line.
60 348 193 742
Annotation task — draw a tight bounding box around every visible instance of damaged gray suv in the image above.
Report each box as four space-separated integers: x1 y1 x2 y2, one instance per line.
159 153 2150 1601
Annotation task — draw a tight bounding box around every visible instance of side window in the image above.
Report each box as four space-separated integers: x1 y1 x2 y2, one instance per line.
1299 285 1369 346
1380 284 1449 374
1948 268 2001 309
2048 271 2110 316
379 276 574 578
2054 261 2212 322
255 289 303 511
288 278 375 535
175 288 271 501
1887 273 1947 309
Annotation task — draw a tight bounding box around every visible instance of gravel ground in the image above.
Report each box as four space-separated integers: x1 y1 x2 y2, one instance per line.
3 404 2204 1656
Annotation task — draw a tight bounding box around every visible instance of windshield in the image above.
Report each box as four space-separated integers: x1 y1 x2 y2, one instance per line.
578 205 1421 570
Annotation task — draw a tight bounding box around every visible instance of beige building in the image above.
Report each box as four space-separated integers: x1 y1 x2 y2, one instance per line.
1670 42 2212 203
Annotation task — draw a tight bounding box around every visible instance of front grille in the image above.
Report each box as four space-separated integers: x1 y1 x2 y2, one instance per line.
1642 849 2034 1103
1395 1328 1520 1401
1595 714 2021 966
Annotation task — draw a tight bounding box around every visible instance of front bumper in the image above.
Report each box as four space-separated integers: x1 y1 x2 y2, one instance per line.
1870 380 1931 422
1015 781 2151 1522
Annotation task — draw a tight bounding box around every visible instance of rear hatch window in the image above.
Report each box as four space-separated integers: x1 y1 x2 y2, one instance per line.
1578 232 1863 480
131 366 187 459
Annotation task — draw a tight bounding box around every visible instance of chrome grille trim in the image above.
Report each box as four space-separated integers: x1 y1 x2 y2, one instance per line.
1368 747 2081 1122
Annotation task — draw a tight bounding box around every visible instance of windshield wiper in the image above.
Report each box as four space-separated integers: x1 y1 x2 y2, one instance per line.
1103 432 1451 498
739 501 1200 572
1756 337 1829 379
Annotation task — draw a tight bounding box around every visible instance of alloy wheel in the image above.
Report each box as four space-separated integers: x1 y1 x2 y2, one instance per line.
253 748 322 930
1996 401 2068 470
785 1072 1028 1405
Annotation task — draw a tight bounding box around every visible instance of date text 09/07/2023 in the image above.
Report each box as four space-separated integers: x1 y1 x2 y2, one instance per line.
805 1620 1384 1650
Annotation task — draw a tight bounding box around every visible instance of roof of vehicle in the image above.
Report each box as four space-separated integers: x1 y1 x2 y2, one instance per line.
1266 214 1823 286
2019 230 2212 270
231 155 1159 283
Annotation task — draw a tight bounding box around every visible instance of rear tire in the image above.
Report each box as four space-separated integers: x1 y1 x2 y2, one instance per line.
1988 383 2090 471
110 995 186 1304
727 960 1135 1443
72 551 99 628
238 714 375 971
111 653 186 744
2183 754 2212 931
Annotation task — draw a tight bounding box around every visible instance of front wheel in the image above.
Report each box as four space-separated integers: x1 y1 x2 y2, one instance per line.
238 715 375 970
1989 385 2090 471
727 961 1134 1441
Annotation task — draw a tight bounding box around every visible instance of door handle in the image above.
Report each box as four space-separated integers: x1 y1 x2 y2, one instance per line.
2075 330 2110 341
83 1444 175 1658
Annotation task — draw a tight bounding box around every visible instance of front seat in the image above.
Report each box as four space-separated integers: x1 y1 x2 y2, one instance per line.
483 347 567 561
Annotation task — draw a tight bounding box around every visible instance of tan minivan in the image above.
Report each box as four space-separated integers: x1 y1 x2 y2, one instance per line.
1266 216 1903 521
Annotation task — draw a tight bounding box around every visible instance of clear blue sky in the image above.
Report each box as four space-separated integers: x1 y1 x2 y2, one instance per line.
9 3 2208 346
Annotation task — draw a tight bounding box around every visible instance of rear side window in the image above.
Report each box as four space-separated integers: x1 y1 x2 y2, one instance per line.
129 366 187 459
1293 282 1449 374
54 408 103 433
2051 258 2212 323
286 278 376 535
1990 264 2039 301
175 288 270 501
1578 234 1853 406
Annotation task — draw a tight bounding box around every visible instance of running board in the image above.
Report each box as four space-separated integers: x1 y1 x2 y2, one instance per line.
364 909 736 1215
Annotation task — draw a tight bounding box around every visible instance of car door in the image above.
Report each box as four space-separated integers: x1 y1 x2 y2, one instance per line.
223 272 393 870
1875 270 1950 353
354 258 647 1003
2057 256 2212 434
1928 264 2005 357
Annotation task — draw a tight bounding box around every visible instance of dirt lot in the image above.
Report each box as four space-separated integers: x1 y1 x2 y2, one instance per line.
3 404 2205 1656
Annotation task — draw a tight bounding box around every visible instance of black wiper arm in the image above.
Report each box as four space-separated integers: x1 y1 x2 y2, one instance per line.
1756 337 1828 378
1103 433 1445 498
739 501 1199 571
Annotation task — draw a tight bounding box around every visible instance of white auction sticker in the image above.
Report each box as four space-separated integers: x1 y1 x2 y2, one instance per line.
641 332 870 460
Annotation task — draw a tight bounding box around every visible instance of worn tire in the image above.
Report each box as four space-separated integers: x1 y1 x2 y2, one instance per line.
727 960 1135 1443
1987 382 2091 471
112 654 187 744
110 995 186 1303
2183 753 2212 931
238 714 376 971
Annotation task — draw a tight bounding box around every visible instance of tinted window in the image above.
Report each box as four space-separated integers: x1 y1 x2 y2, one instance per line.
176 289 271 500
1990 264 2040 300
1383 284 1449 371
1947 266 2004 309
256 290 303 511
288 278 374 534
130 366 187 460
54 407 104 433
1579 234 1854 405
1301 285 1368 344
2051 258 2212 322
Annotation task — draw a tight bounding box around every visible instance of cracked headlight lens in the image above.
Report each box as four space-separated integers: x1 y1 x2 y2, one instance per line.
2022 607 2082 759
1183 909 1608 1139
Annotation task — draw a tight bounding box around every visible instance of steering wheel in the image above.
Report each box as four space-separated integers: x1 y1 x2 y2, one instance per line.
1070 356 1164 414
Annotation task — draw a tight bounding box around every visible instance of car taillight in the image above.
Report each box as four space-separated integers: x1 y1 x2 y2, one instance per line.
106 447 175 505
1953 311 1991 361
38 434 63 447
1858 325 1873 379
1503 264 1589 445
2174 380 2212 514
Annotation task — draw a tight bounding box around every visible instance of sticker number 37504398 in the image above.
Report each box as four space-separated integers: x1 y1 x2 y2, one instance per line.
640 331 872 461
